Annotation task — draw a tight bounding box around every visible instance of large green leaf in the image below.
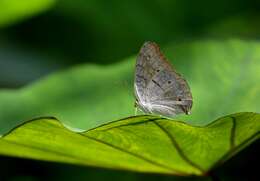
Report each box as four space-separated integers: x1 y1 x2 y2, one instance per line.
0 39 259 135
0 0 56 27
0 112 259 175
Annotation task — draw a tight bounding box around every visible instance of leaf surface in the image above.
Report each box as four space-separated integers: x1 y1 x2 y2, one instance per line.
0 112 259 175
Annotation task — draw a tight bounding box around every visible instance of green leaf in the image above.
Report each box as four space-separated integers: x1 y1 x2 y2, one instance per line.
0 112 259 175
0 39 259 135
0 0 56 27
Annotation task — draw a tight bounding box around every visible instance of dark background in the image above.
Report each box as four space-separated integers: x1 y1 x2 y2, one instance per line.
0 0 259 180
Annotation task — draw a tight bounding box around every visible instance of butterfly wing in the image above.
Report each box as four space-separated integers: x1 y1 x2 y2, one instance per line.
134 41 192 116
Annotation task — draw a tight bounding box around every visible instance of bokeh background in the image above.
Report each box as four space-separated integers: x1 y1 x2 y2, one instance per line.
0 0 259 180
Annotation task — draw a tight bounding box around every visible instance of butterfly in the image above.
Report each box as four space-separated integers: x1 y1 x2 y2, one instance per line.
134 41 192 117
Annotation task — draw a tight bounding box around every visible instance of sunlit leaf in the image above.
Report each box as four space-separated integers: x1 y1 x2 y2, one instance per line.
0 112 259 175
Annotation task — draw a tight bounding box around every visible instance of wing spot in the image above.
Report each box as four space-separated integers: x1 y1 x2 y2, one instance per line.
156 69 160 72
168 81 171 84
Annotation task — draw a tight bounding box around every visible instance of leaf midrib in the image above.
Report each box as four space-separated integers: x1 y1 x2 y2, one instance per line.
153 121 205 174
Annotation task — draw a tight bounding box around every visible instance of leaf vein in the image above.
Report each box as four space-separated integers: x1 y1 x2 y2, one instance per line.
80 133 186 175
153 121 205 174
230 117 237 149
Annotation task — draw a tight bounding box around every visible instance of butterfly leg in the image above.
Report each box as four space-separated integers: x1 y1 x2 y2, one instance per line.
135 107 138 116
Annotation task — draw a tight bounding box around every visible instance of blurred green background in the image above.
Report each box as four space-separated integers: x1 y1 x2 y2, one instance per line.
0 0 259 180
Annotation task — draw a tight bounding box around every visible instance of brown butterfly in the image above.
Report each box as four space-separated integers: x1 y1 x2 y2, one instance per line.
134 41 192 117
